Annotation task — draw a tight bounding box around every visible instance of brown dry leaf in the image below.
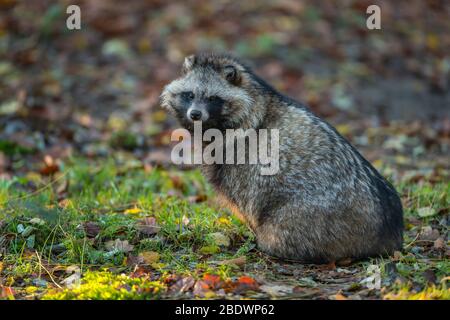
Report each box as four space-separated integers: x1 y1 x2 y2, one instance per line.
193 280 214 298
58 199 72 208
433 237 445 249
393 251 402 261
40 155 59 175
418 226 440 241
320 261 336 271
218 256 247 267
231 276 259 294
0 286 15 299
187 194 207 203
336 258 352 266
83 222 101 238
334 292 348 300
422 270 437 285
126 254 144 266
130 266 150 278
170 276 195 293
136 217 160 236
202 274 223 290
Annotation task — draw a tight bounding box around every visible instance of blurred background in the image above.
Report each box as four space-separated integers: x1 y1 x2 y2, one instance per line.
0 0 449 180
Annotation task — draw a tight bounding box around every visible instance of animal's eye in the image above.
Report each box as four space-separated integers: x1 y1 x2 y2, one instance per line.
208 95 223 104
181 91 194 101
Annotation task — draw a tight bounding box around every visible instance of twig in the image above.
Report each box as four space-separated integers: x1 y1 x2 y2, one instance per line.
34 250 62 289
404 233 420 249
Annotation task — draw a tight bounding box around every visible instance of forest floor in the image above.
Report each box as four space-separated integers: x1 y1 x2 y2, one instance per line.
0 0 449 299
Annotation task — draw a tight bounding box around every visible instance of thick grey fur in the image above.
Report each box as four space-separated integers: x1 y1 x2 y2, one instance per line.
161 53 403 263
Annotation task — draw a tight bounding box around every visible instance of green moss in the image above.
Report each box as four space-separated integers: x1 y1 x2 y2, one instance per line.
43 271 166 300
384 284 449 300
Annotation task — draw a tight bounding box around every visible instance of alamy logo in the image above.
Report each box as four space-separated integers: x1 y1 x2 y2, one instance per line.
170 122 280 176
366 5 381 30
66 5 81 30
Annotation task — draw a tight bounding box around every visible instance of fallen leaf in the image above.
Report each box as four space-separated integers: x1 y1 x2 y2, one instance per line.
418 226 440 241
181 215 190 226
58 199 72 208
336 258 352 266
321 261 336 271
0 286 15 300
192 274 223 298
139 251 160 264
232 276 259 294
61 265 81 288
259 284 293 296
170 276 195 293
193 280 215 298
187 194 207 203
434 237 445 249
203 274 222 289
209 232 230 247
25 286 38 294
124 207 142 214
417 207 437 218
334 292 348 300
32 278 48 287
393 251 402 261
83 221 101 238
422 270 437 285
218 256 247 267
29 218 45 226
105 239 134 253
136 217 160 236
199 245 220 255
61 273 81 288
40 155 59 175
126 254 144 266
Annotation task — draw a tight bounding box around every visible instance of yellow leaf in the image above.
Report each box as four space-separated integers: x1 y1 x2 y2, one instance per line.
372 159 383 169
199 245 220 255
426 34 439 50
124 207 142 214
152 110 167 122
217 217 231 226
204 291 216 299
336 124 351 136
25 286 38 294
150 262 166 269
139 251 160 264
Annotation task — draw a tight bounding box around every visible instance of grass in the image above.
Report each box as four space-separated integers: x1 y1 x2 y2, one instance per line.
0 156 448 300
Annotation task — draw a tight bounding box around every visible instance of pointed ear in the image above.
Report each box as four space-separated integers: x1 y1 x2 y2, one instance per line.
182 55 196 74
223 65 241 85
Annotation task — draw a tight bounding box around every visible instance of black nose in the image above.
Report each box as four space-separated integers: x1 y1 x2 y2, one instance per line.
189 109 202 121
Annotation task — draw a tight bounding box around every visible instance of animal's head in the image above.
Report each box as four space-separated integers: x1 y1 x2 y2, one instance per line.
160 53 265 131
